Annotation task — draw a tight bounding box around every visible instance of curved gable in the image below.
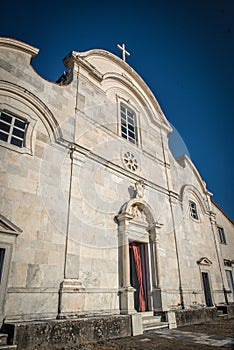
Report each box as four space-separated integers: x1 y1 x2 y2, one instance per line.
64 49 172 134
0 37 39 59
177 155 212 196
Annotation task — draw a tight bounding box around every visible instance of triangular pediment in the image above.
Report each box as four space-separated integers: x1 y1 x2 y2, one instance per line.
197 257 212 266
0 214 22 235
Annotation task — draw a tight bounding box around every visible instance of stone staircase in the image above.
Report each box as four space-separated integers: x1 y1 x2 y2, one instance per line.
0 333 17 349
140 311 169 332
217 306 228 320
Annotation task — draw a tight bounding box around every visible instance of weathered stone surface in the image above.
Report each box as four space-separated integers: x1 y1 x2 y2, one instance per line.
174 308 218 326
131 313 143 335
4 315 131 350
0 37 233 333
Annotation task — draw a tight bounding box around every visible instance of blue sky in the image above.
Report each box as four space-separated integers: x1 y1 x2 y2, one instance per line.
1 0 233 219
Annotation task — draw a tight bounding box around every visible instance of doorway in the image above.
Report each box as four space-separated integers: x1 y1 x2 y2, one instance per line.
225 270 234 302
129 241 151 312
202 272 213 307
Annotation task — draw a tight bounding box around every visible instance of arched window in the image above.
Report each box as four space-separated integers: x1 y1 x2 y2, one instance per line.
189 200 199 220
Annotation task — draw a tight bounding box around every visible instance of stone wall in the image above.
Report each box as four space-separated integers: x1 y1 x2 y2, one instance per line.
3 315 131 350
227 304 234 318
175 307 218 327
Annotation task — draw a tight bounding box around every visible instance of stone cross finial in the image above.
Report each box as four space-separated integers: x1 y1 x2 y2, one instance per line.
117 43 130 62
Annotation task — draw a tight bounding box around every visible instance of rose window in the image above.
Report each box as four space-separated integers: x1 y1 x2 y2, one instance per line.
123 151 138 172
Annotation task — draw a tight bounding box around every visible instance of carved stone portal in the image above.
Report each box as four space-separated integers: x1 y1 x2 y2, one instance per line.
117 198 163 315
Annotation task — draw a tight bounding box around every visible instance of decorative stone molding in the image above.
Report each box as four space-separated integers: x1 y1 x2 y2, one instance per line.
0 214 22 236
197 257 212 266
209 211 217 225
0 37 39 57
117 197 164 314
59 279 84 292
181 184 210 216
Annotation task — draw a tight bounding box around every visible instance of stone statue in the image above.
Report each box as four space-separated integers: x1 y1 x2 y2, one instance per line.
135 180 145 198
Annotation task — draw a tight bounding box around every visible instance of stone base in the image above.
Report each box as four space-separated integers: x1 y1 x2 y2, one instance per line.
119 286 136 315
152 287 163 311
2 315 131 350
58 279 85 318
167 311 177 329
131 313 143 335
59 278 84 291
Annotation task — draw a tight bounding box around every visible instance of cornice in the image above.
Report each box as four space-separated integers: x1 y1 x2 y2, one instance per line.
0 37 39 57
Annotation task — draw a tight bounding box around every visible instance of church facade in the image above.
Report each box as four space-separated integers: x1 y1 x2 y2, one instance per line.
0 37 233 332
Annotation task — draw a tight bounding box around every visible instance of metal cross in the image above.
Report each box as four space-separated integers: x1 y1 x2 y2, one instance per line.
117 43 130 62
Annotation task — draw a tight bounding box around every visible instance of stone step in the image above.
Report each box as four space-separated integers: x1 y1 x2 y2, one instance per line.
138 311 154 317
142 314 169 332
142 316 161 325
144 321 169 332
218 313 228 319
0 346 17 349
217 310 224 316
0 334 7 346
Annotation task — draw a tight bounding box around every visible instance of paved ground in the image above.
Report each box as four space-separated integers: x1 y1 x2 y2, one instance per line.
79 318 234 349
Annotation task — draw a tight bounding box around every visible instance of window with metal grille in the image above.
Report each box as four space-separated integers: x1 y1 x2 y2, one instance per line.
0 111 27 148
120 103 138 145
218 227 227 244
189 201 199 220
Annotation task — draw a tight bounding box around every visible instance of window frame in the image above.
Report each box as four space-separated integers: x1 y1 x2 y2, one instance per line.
0 248 5 284
0 242 13 323
0 110 28 148
225 269 234 300
189 200 199 220
0 105 36 154
119 102 139 145
218 226 227 244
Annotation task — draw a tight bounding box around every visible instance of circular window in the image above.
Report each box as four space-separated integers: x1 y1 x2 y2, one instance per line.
123 151 138 172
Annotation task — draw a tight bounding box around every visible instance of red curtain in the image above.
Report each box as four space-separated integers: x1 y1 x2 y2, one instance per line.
131 244 146 312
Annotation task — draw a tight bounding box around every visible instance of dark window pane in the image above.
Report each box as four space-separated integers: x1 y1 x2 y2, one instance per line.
218 227 226 244
189 201 198 220
12 128 24 138
0 248 5 283
121 126 127 134
0 121 10 133
129 138 136 144
129 131 135 139
0 132 8 142
0 113 12 124
127 110 134 118
128 124 134 131
128 116 134 124
10 137 23 147
14 119 26 129
122 133 127 139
